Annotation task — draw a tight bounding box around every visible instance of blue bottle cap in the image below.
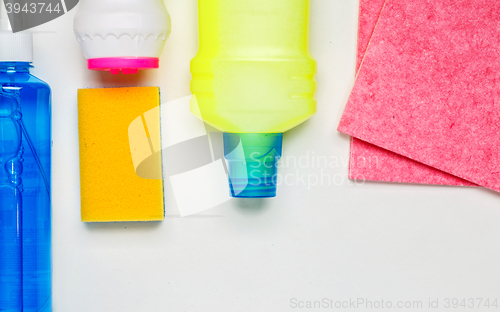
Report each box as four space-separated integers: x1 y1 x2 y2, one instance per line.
223 133 283 198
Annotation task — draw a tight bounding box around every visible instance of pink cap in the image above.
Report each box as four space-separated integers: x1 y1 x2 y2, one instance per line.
87 57 159 75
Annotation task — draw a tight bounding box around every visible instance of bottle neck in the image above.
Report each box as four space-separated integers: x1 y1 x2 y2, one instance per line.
0 62 32 73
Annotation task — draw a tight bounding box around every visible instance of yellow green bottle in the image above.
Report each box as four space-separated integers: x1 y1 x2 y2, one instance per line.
191 0 316 198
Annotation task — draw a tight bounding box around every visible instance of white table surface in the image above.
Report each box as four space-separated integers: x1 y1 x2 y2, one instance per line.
32 0 500 311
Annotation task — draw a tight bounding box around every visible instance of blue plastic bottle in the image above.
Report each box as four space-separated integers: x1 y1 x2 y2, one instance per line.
0 6 52 311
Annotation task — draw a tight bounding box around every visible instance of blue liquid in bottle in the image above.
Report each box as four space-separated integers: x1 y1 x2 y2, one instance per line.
0 62 51 312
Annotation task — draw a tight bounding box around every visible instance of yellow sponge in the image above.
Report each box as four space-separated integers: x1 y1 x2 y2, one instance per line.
78 87 164 222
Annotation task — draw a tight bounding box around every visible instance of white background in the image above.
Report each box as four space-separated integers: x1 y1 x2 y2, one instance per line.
31 0 500 311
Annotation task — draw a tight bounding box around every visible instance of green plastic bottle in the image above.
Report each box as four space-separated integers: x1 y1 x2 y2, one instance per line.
191 0 316 198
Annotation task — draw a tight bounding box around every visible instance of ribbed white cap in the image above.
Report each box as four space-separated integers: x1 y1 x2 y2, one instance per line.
74 0 171 59
0 0 33 62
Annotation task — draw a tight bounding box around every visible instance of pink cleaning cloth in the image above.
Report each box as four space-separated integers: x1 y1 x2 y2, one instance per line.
349 0 474 186
356 0 386 71
339 0 499 191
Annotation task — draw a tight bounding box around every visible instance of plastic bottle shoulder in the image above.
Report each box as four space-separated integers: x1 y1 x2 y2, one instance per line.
0 72 51 90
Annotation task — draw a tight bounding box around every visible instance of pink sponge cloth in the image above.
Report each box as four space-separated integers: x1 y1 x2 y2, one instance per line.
339 0 500 191
349 0 474 186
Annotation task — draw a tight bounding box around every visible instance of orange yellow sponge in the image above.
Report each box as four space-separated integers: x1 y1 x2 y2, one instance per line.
78 87 164 222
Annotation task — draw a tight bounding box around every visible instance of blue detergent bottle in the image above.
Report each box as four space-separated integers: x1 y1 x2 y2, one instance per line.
0 2 52 311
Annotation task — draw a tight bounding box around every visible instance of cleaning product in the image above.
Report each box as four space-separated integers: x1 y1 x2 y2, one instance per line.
74 0 171 74
190 0 317 198
0 1 52 310
78 87 164 222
